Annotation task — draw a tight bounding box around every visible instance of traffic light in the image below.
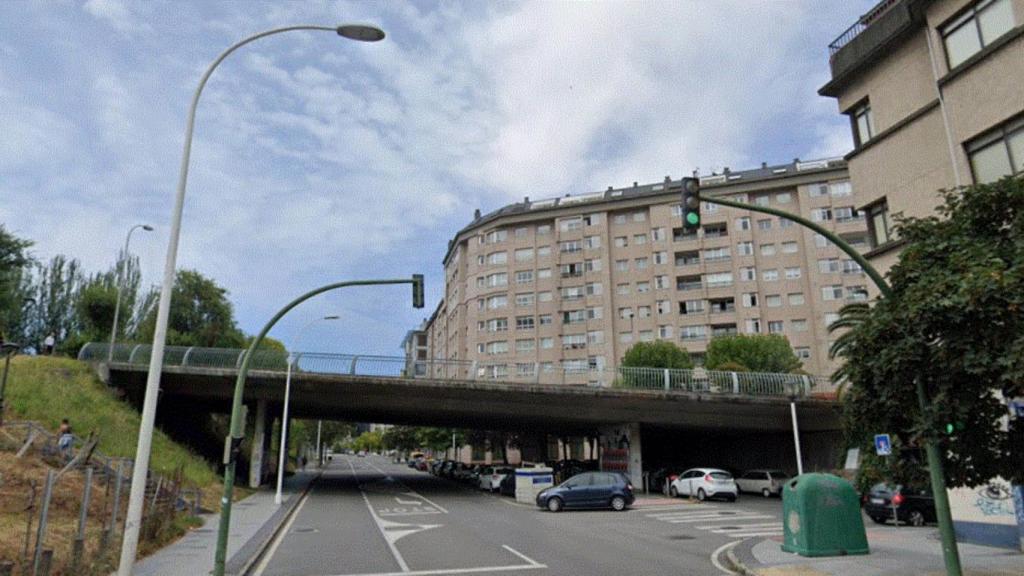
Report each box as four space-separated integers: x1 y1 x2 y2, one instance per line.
681 177 701 230
412 274 425 308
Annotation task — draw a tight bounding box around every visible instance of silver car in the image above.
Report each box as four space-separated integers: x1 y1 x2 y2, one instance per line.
669 468 738 501
735 469 790 497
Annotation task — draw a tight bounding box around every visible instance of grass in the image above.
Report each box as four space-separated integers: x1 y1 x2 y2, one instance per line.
3 356 219 487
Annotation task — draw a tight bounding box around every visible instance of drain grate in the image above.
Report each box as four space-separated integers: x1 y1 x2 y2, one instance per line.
667 535 695 540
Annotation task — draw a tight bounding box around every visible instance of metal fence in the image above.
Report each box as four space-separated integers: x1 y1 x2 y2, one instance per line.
0 421 203 575
80 342 834 399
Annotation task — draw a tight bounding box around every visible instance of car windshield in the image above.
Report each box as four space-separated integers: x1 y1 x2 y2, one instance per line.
710 472 732 480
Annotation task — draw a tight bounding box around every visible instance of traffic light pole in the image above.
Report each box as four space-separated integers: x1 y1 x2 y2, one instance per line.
699 194 962 576
213 276 424 576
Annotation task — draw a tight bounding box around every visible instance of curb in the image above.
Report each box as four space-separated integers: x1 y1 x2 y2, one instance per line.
224 472 321 576
726 537 764 576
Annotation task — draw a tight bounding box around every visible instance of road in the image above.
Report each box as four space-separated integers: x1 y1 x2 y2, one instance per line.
253 455 786 576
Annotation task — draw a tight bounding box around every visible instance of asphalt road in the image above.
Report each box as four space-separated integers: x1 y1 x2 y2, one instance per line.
252 455 786 576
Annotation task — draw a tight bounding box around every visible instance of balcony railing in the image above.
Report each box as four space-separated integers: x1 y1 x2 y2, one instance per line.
828 0 902 56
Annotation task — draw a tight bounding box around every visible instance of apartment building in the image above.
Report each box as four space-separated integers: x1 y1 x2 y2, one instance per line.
820 0 1024 275
418 159 870 381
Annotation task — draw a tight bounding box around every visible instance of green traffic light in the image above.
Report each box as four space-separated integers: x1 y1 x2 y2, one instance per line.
946 423 954 434
686 213 700 225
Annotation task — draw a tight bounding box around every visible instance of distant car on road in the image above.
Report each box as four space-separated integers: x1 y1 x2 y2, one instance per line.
669 468 738 501
479 466 514 492
863 483 936 526
536 471 635 512
736 469 790 498
357 450 366 457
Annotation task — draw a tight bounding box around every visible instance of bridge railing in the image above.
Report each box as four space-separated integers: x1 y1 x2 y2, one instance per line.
79 342 830 398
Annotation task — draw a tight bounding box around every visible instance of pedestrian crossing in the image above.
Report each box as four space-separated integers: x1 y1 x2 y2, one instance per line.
645 505 784 538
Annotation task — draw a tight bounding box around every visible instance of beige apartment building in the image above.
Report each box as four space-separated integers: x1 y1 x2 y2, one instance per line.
820 0 1024 274
414 159 871 381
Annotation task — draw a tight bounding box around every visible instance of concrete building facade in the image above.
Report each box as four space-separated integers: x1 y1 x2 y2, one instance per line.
419 159 870 381
820 0 1024 275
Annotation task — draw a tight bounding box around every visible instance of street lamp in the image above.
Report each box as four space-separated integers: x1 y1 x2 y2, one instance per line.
117 24 385 576
107 224 153 364
0 342 19 426
275 314 340 505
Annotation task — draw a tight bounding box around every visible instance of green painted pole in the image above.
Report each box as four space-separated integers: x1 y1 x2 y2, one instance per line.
701 194 962 575
212 276 423 576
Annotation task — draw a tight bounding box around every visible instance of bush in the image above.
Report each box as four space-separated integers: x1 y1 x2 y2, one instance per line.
621 341 693 369
706 334 801 373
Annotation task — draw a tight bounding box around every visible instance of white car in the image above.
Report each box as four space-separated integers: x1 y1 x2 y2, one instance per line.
478 466 514 492
735 469 790 497
669 468 738 501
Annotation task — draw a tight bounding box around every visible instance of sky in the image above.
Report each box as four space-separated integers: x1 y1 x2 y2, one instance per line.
0 0 877 355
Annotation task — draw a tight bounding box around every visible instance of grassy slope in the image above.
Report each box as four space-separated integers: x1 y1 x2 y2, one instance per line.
3 355 219 487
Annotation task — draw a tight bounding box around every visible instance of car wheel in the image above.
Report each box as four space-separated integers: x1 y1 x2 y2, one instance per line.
697 488 707 501
870 516 887 525
611 496 626 511
669 486 678 498
547 497 563 513
727 494 737 502
762 488 771 498
909 510 926 527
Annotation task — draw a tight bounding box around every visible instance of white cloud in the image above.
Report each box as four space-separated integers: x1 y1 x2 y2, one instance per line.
82 0 152 35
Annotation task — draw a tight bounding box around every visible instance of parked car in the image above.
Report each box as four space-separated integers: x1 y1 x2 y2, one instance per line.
736 469 790 498
669 468 738 501
500 471 517 496
478 466 514 492
863 483 936 527
454 464 478 483
536 471 635 512
414 459 429 472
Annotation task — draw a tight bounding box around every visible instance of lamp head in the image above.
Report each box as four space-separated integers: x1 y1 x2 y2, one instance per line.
142 225 154 231
336 24 385 42
324 315 341 321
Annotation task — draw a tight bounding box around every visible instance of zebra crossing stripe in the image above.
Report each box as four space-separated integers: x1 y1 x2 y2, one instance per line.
646 509 749 519
696 522 780 531
665 514 772 524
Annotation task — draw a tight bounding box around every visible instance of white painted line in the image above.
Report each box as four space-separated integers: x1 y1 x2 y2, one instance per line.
710 540 741 575
325 564 547 576
366 460 450 514
501 545 543 567
697 522 780 530
667 514 772 524
722 531 784 538
250 482 313 576
655 511 759 520
646 509 728 518
348 458 412 573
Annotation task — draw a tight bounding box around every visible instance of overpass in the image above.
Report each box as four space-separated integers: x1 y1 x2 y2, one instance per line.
80 343 843 486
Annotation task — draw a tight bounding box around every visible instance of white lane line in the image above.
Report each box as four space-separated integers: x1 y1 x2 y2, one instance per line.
663 512 770 522
710 540 741 575
366 460 450 514
501 545 544 567
661 513 767 521
348 458 412 573
250 483 313 576
646 507 725 515
648 511 738 520
697 522 780 531
720 531 784 538
324 564 547 576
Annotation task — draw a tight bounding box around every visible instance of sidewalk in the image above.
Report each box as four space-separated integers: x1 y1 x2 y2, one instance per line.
731 526 1023 576
132 470 318 576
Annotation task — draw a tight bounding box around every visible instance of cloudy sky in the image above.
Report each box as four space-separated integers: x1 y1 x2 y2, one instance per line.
0 0 874 355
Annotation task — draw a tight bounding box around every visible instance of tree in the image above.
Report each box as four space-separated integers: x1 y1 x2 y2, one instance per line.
136 269 245 348
705 334 802 373
382 426 420 452
350 430 384 453
0 224 33 342
833 177 1023 489
621 341 693 369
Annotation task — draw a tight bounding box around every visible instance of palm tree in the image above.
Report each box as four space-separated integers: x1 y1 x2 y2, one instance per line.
827 302 872 398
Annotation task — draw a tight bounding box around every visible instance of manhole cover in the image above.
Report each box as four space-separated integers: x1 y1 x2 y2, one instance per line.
667 535 695 540
293 527 319 534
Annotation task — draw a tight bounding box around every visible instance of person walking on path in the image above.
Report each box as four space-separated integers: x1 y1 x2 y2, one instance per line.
43 333 55 355
57 418 74 456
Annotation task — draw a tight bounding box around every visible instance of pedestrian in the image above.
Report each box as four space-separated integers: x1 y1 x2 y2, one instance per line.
57 418 74 456
43 333 55 355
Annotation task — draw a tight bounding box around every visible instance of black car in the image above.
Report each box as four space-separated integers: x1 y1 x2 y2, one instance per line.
536 471 635 512
863 483 936 527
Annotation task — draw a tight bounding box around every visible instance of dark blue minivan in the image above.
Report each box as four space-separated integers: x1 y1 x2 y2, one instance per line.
536 471 635 512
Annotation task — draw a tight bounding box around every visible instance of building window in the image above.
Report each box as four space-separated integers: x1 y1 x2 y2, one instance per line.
779 218 795 229
781 241 798 254
619 332 634 344
745 318 761 334
755 195 771 207
614 236 628 248
763 269 779 282
486 341 508 355
537 224 551 235
850 101 874 147
587 330 604 344
539 314 553 325
585 282 603 296
584 235 601 249
487 251 507 265
486 229 508 243
737 241 754 256
563 309 586 324
735 217 751 231
515 248 535 262
847 286 869 301
654 251 668 265
658 325 673 339
538 291 553 303
537 246 551 257
515 293 535 307
866 199 894 248
742 293 758 307
516 363 536 377
757 219 772 231
613 214 627 224
540 337 554 349
561 286 584 301
810 183 830 198
818 258 841 274
830 181 853 197
785 267 802 279
680 325 706 341
639 330 654 342
654 275 669 290
616 283 630 295
636 281 651 293
487 272 508 287
560 217 583 232
635 257 648 270
788 293 805 306
632 211 647 222
815 234 829 248
680 299 705 315
584 258 602 272
760 244 777 256
515 339 534 352
812 208 832 222
822 285 844 301
633 234 648 245
537 268 552 279
656 300 671 315
795 347 811 360
843 259 863 275
651 227 666 241
967 116 1024 183
765 295 782 308
487 295 508 309
777 192 792 204
619 307 633 320
615 259 629 272
739 267 757 281
584 214 601 226
825 312 840 327
703 247 731 263
834 206 862 223
791 319 808 332
768 320 784 334
515 270 534 284
637 306 651 318
560 240 582 254
515 226 529 238
705 272 733 288
942 0 1015 69
516 316 535 330
586 307 603 320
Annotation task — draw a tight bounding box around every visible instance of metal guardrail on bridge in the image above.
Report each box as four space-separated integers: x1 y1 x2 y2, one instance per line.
79 342 832 399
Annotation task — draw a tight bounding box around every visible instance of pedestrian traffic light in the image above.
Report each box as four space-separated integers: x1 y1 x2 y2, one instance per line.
681 177 701 230
412 274 425 308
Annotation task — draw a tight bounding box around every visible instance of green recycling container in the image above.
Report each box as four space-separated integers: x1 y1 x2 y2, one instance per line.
781 473 869 557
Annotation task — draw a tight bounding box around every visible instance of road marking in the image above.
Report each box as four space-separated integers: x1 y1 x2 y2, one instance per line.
710 540 741 575
716 530 784 538
501 545 544 567
666 514 772 524
250 481 313 576
348 458 416 572
366 460 450 514
698 522 780 530
324 565 547 576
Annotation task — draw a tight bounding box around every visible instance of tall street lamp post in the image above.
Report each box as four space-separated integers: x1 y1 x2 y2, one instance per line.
117 24 385 576
107 224 153 364
275 314 340 505
214 275 423 576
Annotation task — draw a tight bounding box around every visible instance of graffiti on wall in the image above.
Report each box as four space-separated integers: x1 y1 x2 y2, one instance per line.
974 480 1015 517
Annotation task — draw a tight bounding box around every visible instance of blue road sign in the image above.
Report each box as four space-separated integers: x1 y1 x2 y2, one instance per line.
874 434 892 456
1010 400 1024 418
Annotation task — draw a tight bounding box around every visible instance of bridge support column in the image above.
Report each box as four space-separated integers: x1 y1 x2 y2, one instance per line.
598 423 642 487
249 400 267 488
